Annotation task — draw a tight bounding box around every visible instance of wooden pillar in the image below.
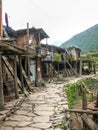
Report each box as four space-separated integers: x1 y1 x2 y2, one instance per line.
27 57 30 80
57 62 59 74
27 23 30 80
93 64 96 74
88 61 91 72
19 56 24 94
80 56 82 76
0 0 2 37
82 87 87 110
37 32 42 81
95 91 98 108
0 52 4 110
93 91 98 122
27 23 29 45
24 57 27 74
14 55 19 99
46 63 48 75
75 61 77 73
64 51 67 71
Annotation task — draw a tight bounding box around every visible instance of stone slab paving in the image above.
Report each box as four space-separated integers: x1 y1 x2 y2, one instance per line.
0 76 88 130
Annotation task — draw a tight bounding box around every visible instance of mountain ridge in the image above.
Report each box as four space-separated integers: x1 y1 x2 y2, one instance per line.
60 24 98 53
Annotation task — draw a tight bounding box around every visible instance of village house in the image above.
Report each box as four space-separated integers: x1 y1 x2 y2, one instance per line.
41 44 83 79
66 46 81 74
41 44 67 79
0 24 49 110
16 27 49 85
0 33 27 110
0 22 83 111
0 1 82 110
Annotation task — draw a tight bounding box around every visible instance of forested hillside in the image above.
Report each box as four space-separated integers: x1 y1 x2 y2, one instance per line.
61 24 98 53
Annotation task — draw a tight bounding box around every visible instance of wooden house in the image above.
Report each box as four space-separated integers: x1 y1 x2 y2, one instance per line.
67 46 81 61
41 44 66 79
16 27 49 84
0 25 49 110
67 46 81 74
0 36 26 110
41 44 82 79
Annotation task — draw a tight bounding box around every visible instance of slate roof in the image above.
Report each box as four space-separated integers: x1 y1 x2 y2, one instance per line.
41 43 65 52
3 26 49 40
3 26 17 37
17 27 49 40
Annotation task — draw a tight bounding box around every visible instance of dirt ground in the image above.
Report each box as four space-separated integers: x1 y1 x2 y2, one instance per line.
75 99 95 109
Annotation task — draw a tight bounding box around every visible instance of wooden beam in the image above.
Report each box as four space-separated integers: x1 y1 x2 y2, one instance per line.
82 113 98 130
82 86 87 110
19 56 24 93
0 0 2 37
65 60 79 76
14 55 19 99
0 52 4 110
64 109 98 115
27 23 30 79
80 56 82 75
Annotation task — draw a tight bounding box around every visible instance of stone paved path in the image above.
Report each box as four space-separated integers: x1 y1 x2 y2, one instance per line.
0 81 69 130
0 76 93 130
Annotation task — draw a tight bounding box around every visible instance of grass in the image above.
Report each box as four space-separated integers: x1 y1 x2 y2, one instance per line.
64 77 98 109
81 51 98 62
64 82 81 109
56 125 66 130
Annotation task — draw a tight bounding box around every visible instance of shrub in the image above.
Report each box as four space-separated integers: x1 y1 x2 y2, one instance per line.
64 83 81 108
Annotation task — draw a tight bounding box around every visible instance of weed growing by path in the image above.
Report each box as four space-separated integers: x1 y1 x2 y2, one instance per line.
64 83 81 109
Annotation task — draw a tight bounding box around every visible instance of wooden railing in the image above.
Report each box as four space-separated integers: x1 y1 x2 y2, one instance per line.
64 81 98 130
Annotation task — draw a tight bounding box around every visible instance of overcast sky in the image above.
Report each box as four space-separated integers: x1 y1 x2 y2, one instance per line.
2 0 98 45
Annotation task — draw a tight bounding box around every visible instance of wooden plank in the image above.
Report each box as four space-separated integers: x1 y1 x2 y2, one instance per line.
0 52 4 110
0 0 2 37
95 91 98 108
80 56 82 75
81 113 98 130
2 56 20 85
50 63 58 75
2 56 29 96
81 86 87 110
14 55 19 99
65 60 79 76
21 66 32 91
17 57 32 91
93 92 98 123
19 56 24 93
65 109 98 115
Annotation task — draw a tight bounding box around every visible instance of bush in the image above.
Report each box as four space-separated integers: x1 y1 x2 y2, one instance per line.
64 83 81 109
64 77 98 109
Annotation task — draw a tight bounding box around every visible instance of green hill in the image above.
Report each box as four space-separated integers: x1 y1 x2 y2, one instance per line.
61 24 98 53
